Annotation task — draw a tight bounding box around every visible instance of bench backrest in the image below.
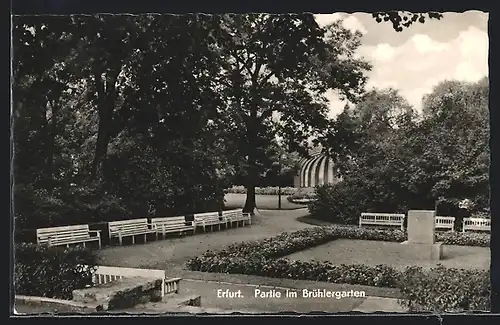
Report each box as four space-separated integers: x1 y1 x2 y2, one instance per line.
222 209 243 219
36 224 91 245
151 216 191 227
108 218 150 237
435 216 455 227
463 217 491 231
194 211 221 221
360 213 405 224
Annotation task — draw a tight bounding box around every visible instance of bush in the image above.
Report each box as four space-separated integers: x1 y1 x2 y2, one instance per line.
398 265 490 312
436 231 490 247
14 243 99 299
308 183 367 225
226 186 297 196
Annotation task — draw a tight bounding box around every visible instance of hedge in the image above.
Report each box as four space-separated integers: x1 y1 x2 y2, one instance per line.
399 265 490 312
14 243 99 299
186 226 490 312
287 190 317 204
226 186 297 196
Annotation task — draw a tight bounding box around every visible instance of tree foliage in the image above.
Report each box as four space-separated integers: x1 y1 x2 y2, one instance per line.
210 14 371 211
372 11 443 32
12 13 372 229
12 15 231 229
312 80 489 223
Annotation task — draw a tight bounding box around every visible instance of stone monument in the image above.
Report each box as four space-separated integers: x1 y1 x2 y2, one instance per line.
401 210 443 261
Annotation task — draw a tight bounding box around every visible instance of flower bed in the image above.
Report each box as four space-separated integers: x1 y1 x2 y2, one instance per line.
186 226 490 312
226 186 297 196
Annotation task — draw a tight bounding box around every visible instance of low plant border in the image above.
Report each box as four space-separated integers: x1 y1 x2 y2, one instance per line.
226 186 297 196
186 225 490 311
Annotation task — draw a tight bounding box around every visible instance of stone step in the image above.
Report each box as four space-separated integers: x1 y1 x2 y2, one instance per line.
129 294 202 312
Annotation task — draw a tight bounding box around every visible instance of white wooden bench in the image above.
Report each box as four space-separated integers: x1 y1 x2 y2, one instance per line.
359 213 405 230
222 209 252 227
193 211 225 232
435 216 455 232
81 265 181 297
462 217 491 233
36 224 101 249
108 218 156 246
150 216 196 239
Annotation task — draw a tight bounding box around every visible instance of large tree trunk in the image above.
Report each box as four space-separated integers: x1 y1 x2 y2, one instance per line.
44 100 58 196
243 180 256 213
91 71 119 180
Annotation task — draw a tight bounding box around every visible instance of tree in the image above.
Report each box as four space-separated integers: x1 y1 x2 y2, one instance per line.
212 14 371 212
12 14 234 228
417 78 490 211
372 11 443 32
312 80 490 223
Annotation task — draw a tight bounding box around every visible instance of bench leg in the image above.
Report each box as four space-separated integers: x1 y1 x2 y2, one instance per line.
218 224 221 231
83 242 86 248
144 233 147 243
119 235 123 246
132 235 135 245
98 238 101 249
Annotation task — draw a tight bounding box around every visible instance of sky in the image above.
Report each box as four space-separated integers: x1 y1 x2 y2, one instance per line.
314 11 489 118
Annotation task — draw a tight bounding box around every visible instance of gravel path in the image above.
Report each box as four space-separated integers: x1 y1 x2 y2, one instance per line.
98 208 313 275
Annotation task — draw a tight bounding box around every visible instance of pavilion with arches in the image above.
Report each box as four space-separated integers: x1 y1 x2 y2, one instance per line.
293 147 341 190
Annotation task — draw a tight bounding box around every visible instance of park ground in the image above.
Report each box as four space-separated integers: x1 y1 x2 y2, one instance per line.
15 194 489 314
91 194 489 313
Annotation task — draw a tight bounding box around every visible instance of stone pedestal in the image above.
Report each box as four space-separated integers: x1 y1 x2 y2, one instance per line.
400 241 443 261
401 210 442 261
72 277 163 311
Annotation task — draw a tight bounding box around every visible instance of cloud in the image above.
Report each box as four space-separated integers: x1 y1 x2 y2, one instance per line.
314 13 366 34
314 13 342 27
335 25 488 113
371 43 395 61
342 15 367 34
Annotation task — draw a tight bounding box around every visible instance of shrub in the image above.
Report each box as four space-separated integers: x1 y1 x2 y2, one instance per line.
14 243 99 299
226 186 297 196
436 231 489 247
308 183 366 225
398 265 490 312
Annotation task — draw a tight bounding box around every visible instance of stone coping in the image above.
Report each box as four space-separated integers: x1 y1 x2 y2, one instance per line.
15 295 102 312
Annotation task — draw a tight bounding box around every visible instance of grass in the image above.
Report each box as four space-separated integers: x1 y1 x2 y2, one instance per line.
224 193 307 210
285 239 490 271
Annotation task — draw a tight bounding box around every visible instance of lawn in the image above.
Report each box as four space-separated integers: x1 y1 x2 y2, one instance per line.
224 193 307 210
285 239 490 271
